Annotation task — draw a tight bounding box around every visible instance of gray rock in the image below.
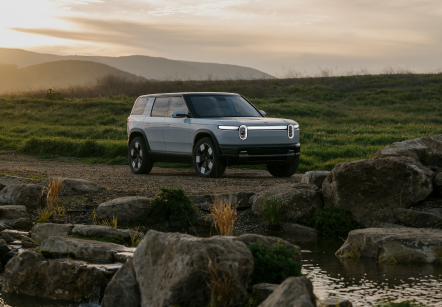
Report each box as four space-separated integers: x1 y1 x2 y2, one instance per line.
133 230 253 307
5 218 33 231
371 222 406 229
0 205 29 219
335 228 442 263
1 229 30 240
96 197 151 223
114 251 134 263
321 298 353 307
301 171 330 189
71 224 143 243
323 157 433 227
101 259 141 307
40 236 134 262
252 183 323 224
195 215 214 227
0 184 44 209
3 250 113 302
394 208 442 228
30 223 75 242
0 183 5 191
0 238 7 246
435 173 442 194
253 283 278 303
40 177 105 196
427 208 442 219
372 134 442 167
258 277 316 307
192 191 255 210
282 223 320 237
0 233 14 243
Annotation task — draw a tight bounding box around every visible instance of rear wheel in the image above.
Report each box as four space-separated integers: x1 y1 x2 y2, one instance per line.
129 137 153 174
193 137 226 178
266 155 300 177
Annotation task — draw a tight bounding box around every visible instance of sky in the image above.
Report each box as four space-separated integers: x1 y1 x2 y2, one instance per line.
1 0 441 76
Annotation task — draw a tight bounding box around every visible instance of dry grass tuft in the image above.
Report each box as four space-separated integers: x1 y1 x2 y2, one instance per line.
339 244 361 259
35 178 65 222
100 215 118 229
210 198 237 236
128 225 143 247
207 256 238 307
378 249 402 265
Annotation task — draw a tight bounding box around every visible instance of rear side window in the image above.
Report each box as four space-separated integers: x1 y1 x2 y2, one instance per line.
151 97 169 117
131 97 149 115
167 96 189 117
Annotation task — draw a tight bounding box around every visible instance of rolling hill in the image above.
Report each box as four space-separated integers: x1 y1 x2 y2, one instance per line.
0 48 274 81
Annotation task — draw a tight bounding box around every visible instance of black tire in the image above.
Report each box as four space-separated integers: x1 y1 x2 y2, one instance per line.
266 155 300 177
193 137 226 178
129 137 153 174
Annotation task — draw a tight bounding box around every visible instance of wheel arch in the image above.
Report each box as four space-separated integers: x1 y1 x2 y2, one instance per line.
128 129 151 151
192 130 220 155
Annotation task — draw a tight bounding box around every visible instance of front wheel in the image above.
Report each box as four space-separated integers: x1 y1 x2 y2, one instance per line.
266 155 300 177
129 137 153 174
193 138 226 178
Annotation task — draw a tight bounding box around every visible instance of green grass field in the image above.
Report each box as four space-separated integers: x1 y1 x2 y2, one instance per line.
1 73 441 173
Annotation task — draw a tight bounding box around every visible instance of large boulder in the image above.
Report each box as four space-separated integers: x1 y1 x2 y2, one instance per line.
372 134 442 167
30 223 75 242
258 277 316 307
322 157 433 227
101 259 141 307
301 171 330 189
435 173 442 194
72 225 144 243
252 183 323 224
281 223 320 237
394 208 442 228
3 250 114 302
336 228 442 263
192 191 255 210
40 236 134 262
253 283 278 304
0 205 33 231
0 184 44 209
133 230 253 307
40 177 105 196
96 197 151 223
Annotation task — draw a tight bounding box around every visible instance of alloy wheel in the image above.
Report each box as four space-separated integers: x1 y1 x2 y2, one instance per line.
130 141 143 170
195 143 214 175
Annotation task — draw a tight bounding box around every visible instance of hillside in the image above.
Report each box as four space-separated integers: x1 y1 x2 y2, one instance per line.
0 48 274 81
0 60 146 92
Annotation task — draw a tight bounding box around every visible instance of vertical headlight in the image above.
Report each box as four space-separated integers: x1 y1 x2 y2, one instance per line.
239 125 247 140
288 124 294 139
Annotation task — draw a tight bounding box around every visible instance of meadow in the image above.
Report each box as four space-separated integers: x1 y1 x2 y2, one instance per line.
1 72 441 173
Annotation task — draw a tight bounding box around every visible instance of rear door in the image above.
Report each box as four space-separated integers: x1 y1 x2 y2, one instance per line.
144 97 168 151
164 96 191 153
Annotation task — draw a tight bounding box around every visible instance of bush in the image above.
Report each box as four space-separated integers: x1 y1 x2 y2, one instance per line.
258 195 285 226
44 89 64 100
150 187 199 223
377 299 426 307
247 242 302 284
308 206 360 238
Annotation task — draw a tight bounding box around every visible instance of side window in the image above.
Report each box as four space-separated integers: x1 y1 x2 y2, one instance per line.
151 97 169 117
131 97 148 115
167 96 189 117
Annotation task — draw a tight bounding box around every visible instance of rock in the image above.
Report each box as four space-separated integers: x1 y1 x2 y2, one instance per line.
0 205 33 231
0 183 5 191
114 251 134 263
5 218 33 231
435 173 442 194
96 197 151 223
371 222 406 228
253 283 278 303
0 184 44 208
0 245 11 252
133 230 253 307
30 223 75 242
40 236 134 262
101 259 141 307
0 239 7 246
169 220 188 228
195 214 214 227
252 183 323 224
335 228 442 263
281 223 320 237
321 298 352 307
3 250 113 302
258 277 316 307
192 191 255 210
394 208 442 228
372 134 442 167
322 157 433 227
301 171 330 189
427 208 442 219
1 229 29 240
71 225 143 243
40 177 105 196
0 234 14 243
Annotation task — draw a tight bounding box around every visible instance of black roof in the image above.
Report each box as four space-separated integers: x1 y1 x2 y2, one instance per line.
140 92 239 98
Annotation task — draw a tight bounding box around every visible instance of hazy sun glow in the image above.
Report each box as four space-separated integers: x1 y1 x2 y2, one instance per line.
1 0 441 75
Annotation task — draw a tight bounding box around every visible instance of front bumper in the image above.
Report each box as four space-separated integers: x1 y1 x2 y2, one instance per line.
219 143 300 165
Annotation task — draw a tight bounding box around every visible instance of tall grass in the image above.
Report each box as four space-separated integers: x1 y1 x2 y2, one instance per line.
258 195 285 226
210 199 237 236
36 178 65 222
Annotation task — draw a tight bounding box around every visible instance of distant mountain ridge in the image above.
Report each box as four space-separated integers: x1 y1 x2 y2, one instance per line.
0 48 274 81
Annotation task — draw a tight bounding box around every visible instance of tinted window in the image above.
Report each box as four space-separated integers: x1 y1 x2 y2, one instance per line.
167 96 189 117
187 95 261 118
131 97 148 115
151 97 169 117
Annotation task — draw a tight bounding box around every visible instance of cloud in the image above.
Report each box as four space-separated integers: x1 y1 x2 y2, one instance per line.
60 0 104 4
146 0 249 16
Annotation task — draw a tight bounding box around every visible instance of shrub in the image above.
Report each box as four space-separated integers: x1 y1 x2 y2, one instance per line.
308 206 360 238
150 187 198 223
377 299 426 307
210 198 237 236
44 89 64 100
258 195 285 226
247 242 302 284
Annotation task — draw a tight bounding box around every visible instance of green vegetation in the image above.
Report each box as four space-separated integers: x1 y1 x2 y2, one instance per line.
308 206 360 238
150 187 199 223
377 299 426 307
247 242 302 284
44 89 64 100
339 244 361 259
1 73 442 171
258 195 285 226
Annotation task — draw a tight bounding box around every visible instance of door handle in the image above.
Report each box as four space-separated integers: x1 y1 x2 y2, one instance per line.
165 124 171 126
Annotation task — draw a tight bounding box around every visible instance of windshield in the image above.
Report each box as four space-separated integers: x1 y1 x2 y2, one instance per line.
186 95 262 118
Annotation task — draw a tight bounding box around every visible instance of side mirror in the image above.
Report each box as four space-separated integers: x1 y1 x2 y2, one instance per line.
259 110 266 117
172 110 188 118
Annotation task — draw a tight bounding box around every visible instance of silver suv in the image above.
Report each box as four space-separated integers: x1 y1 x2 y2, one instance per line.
127 92 300 178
